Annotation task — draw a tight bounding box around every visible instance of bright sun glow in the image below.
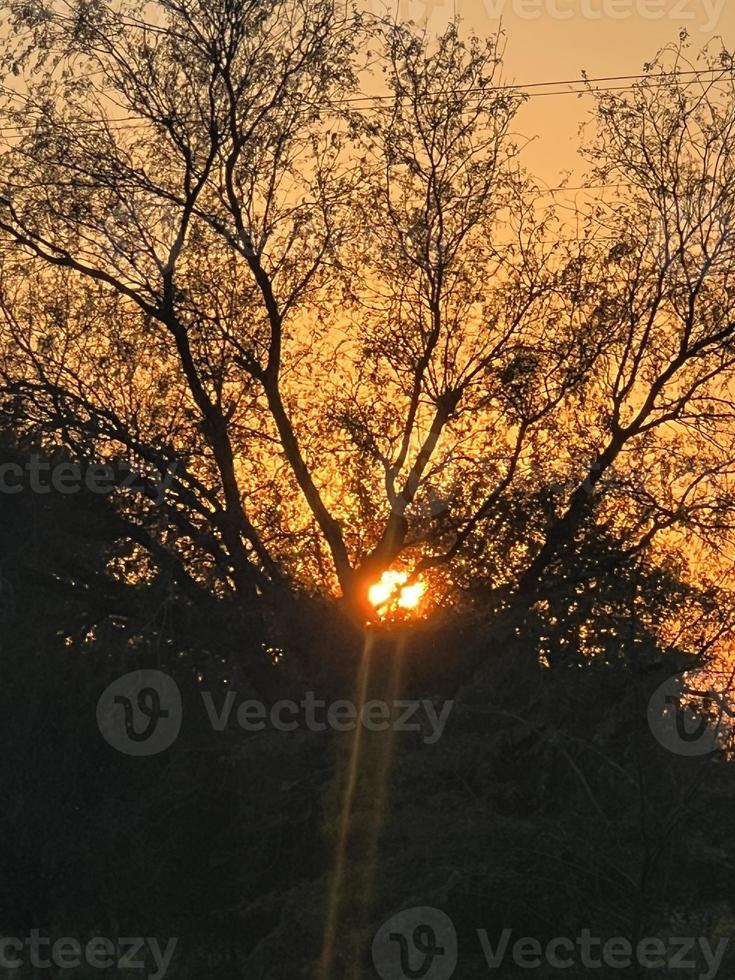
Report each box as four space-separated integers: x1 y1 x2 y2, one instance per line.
367 569 427 614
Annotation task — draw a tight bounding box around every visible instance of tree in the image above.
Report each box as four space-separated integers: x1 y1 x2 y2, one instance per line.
1 7 735 645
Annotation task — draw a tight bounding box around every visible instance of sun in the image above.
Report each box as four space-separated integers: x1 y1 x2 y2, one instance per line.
367 569 427 618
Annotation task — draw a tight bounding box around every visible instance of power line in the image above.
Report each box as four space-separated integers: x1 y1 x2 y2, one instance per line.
339 66 735 103
0 66 732 135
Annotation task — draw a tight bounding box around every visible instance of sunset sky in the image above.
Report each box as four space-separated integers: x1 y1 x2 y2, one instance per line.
378 0 735 182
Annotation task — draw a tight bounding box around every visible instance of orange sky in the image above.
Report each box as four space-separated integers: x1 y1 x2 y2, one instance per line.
373 0 735 182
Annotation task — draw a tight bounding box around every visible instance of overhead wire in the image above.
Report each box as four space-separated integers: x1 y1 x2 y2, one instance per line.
0 66 732 135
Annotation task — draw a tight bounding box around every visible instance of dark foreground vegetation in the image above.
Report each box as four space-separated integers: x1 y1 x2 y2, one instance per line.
1 441 733 979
